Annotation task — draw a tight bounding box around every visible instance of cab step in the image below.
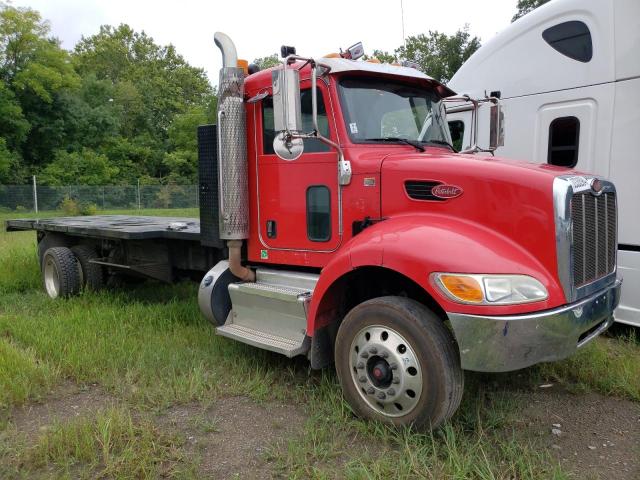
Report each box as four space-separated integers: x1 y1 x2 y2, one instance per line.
216 268 319 357
216 324 311 357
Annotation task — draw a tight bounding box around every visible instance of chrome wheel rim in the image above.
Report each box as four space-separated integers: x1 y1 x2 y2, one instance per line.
43 256 60 298
349 325 423 417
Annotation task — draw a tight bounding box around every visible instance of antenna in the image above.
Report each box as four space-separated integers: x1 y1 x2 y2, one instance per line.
400 0 406 48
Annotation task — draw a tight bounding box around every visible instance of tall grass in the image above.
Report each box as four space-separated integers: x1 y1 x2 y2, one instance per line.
0 209 638 478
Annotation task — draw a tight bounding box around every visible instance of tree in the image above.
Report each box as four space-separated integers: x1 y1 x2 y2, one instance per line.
0 137 11 182
252 54 280 70
512 0 551 22
394 26 481 83
370 50 398 64
163 106 208 182
0 4 81 181
73 25 214 179
39 148 119 185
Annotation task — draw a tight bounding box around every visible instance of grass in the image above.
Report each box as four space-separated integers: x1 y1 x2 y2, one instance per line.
2 406 197 479
0 208 639 478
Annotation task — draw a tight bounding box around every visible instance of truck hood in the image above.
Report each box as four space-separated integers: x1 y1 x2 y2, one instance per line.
380 151 575 281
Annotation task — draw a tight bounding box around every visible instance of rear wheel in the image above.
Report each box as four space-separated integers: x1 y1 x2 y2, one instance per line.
71 245 104 291
335 296 463 429
42 247 81 298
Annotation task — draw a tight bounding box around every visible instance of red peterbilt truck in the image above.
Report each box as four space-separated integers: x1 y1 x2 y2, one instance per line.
6 33 621 429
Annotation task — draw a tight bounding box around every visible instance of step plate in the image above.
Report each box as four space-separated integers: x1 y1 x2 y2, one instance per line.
216 324 309 357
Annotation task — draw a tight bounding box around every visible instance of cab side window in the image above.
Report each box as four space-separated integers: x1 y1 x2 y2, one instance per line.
448 120 465 151
262 89 330 155
542 21 592 63
548 116 580 168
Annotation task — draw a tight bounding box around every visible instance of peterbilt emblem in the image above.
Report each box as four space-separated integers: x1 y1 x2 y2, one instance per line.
432 184 463 199
589 178 603 195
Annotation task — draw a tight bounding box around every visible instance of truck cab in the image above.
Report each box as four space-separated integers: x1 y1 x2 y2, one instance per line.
197 35 621 428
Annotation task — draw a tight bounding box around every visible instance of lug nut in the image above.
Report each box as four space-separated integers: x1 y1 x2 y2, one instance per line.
392 377 400 384
358 376 367 383
377 392 386 400
381 352 389 359
387 388 395 396
361 352 369 359
390 363 398 371
367 387 375 394
356 362 364 369
369 347 378 354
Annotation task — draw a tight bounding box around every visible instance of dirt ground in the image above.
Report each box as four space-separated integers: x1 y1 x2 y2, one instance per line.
158 396 306 479
515 386 640 480
5 382 640 479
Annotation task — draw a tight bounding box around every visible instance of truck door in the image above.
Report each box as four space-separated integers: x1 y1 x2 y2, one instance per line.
256 82 341 253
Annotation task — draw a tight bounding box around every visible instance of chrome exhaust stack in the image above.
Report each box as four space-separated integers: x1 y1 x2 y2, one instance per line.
214 32 248 241
214 32 254 282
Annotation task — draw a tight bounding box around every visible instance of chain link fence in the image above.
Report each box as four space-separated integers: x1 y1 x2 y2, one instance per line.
0 183 198 213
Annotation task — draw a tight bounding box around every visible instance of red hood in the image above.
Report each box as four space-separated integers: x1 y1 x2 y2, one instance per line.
380 151 577 288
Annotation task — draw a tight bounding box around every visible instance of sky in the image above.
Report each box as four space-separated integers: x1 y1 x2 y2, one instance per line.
12 0 517 84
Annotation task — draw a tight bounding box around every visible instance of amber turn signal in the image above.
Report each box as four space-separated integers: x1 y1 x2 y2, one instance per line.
437 275 484 303
237 59 249 75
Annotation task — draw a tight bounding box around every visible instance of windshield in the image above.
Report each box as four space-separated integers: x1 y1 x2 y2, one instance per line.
338 77 453 147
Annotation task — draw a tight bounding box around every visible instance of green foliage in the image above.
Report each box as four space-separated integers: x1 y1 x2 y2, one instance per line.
395 26 481 83
0 5 215 185
252 54 280 70
512 0 551 21
369 50 398 63
163 106 207 182
40 148 119 186
59 196 97 216
0 137 11 182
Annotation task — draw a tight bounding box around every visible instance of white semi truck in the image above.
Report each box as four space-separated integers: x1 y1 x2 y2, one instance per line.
446 0 640 327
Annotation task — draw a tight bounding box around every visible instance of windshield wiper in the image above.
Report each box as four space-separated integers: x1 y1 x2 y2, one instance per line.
364 137 425 152
425 139 457 153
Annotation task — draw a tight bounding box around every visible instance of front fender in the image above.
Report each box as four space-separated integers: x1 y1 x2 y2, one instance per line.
308 213 565 334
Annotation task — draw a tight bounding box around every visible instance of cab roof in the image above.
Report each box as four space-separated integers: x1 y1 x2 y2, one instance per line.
245 57 456 98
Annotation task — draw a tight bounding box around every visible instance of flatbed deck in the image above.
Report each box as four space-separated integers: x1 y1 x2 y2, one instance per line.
5 215 202 241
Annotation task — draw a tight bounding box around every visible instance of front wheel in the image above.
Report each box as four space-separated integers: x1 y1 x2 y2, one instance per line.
335 296 463 429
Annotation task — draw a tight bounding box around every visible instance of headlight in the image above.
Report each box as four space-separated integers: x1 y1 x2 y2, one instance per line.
432 273 548 305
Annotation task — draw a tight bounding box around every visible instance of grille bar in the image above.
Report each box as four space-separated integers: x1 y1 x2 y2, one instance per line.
571 191 616 287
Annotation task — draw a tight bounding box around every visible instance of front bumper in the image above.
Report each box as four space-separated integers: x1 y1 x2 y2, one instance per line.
447 279 622 372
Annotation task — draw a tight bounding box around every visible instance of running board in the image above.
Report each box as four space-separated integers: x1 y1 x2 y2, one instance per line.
216 268 319 358
216 324 310 357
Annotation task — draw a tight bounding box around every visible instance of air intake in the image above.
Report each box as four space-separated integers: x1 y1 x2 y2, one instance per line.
405 181 445 201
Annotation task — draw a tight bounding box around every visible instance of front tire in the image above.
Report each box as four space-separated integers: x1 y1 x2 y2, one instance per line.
42 247 81 299
335 296 463 429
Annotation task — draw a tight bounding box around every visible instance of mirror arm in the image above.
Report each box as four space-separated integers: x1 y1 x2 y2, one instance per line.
444 95 502 154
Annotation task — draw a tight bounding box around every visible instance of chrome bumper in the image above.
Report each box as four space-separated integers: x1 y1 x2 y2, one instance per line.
447 279 622 372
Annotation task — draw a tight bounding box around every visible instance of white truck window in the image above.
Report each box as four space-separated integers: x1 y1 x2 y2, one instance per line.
542 21 593 63
548 116 580 167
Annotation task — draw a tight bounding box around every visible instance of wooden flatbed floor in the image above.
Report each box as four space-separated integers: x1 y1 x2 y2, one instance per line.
5 215 202 242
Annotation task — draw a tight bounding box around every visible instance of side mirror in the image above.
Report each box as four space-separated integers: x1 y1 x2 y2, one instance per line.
489 102 505 150
272 68 302 133
272 68 304 161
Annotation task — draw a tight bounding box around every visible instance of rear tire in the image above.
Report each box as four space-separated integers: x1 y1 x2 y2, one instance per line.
38 233 71 268
335 296 463 430
71 245 104 291
42 247 81 298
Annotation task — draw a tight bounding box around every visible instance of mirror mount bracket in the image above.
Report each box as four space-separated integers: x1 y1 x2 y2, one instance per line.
443 95 503 155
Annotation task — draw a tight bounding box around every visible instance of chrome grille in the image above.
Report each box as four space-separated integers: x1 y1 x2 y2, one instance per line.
571 191 616 287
